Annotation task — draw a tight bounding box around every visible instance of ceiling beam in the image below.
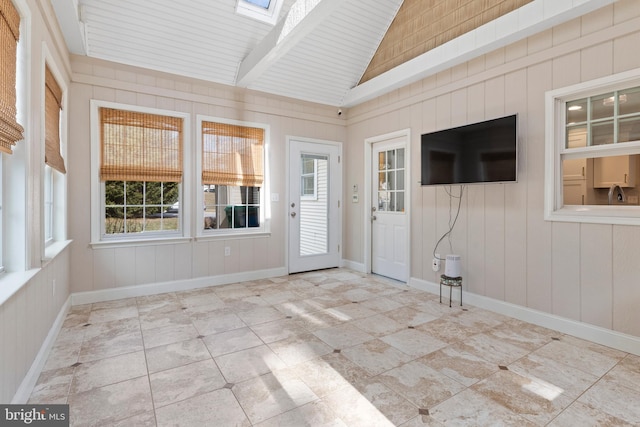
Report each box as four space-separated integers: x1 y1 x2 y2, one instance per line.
236 0 344 88
50 0 87 55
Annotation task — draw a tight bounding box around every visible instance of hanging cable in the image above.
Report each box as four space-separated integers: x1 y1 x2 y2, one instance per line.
433 185 465 260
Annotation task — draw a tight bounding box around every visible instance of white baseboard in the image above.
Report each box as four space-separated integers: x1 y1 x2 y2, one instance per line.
19 270 637 405
71 267 288 306
13 267 287 403
12 295 72 404
341 259 366 273
409 277 640 357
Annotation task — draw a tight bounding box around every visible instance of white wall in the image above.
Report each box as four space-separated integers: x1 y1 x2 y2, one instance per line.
6 0 640 404
1 0 72 403
67 56 347 295
344 0 640 338
0 250 70 403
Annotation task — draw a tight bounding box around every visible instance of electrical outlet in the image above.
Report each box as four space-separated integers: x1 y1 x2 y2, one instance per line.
224 246 231 256
432 254 441 272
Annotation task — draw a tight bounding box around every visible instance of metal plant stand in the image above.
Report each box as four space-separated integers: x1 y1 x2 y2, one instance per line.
439 274 462 307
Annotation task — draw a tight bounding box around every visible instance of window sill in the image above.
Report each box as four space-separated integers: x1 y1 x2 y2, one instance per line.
545 205 640 225
43 239 72 264
0 269 40 306
195 231 271 242
90 236 193 249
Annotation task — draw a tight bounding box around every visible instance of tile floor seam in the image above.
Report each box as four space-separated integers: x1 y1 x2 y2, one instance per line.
138 306 159 424
29 268 639 426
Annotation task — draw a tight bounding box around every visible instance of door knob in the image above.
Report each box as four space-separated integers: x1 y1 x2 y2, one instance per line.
371 215 377 221
291 212 297 218
371 206 377 212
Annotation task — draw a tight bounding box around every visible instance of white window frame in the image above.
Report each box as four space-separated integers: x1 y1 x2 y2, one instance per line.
300 157 317 200
43 164 53 245
0 157 3 274
545 68 640 226
196 115 270 239
42 45 68 256
90 100 191 246
1 0 30 275
235 0 284 25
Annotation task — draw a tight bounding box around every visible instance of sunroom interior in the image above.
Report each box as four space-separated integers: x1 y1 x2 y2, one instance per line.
2 0 640 424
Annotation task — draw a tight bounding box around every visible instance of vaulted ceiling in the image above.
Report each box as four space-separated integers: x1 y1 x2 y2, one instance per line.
51 0 614 107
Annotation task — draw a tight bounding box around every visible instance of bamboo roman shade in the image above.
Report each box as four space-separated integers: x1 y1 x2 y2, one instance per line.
45 65 66 173
201 121 264 187
100 108 183 182
0 0 24 154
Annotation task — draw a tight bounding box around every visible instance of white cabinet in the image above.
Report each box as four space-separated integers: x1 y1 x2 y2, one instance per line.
563 158 586 181
562 157 587 205
562 129 588 205
563 180 587 205
593 155 636 188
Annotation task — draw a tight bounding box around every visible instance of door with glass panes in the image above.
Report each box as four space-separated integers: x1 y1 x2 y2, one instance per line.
288 139 342 273
371 138 407 281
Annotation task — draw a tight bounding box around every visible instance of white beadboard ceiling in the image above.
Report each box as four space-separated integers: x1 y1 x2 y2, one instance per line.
52 0 614 107
53 0 404 106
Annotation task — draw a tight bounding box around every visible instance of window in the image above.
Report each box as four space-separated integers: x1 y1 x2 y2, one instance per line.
43 165 53 244
199 117 266 234
235 0 283 25
300 155 317 200
377 148 405 212
104 181 180 234
44 65 65 174
0 0 24 155
93 103 186 242
246 0 271 8
0 159 3 272
545 70 640 225
1 0 25 271
43 63 66 247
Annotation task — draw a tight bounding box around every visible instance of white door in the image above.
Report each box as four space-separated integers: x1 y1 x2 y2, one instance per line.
289 139 342 274
371 138 408 281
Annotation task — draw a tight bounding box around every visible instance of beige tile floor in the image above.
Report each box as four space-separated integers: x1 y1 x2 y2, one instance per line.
29 269 640 426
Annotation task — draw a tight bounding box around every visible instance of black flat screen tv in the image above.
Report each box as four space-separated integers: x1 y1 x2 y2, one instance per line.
420 114 517 186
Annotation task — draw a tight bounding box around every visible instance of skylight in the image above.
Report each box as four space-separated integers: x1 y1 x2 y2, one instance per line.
246 0 271 9
236 0 283 25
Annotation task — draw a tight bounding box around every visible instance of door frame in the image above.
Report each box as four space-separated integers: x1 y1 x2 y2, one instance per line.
286 136 343 274
364 129 411 279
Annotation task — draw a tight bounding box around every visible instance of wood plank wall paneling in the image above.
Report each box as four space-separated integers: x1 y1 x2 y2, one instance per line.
551 222 581 321
524 60 553 313
347 1 640 337
612 226 640 336
581 224 613 329
503 69 528 307
1 251 70 403
360 0 534 84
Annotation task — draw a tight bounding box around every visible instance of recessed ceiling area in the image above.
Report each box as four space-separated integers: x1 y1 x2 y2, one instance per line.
51 0 614 107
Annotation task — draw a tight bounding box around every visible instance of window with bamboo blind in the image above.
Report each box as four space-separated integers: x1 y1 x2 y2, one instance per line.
45 65 65 173
201 120 265 231
0 0 24 154
98 106 184 236
100 107 183 183
201 121 264 187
